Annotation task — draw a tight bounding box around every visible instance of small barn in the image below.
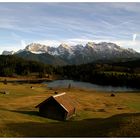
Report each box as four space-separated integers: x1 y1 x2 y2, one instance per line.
35 92 76 121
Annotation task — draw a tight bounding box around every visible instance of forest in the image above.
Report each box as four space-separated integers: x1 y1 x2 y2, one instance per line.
0 55 140 88
54 61 140 88
0 55 53 77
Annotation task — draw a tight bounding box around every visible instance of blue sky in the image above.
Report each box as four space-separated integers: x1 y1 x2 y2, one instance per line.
0 2 140 53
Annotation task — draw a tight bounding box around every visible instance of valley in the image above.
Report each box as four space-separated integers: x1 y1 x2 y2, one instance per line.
1 41 140 137
1 2 140 138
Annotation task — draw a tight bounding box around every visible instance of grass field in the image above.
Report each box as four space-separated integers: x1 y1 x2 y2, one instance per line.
0 82 140 137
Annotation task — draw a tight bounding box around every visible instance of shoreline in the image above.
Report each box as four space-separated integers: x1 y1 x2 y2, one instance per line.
0 78 52 84
0 77 140 91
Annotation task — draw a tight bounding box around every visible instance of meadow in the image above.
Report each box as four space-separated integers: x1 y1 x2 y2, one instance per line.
0 81 140 137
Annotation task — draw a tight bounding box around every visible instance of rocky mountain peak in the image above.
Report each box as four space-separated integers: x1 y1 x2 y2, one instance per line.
86 42 96 48
2 41 140 65
59 43 70 48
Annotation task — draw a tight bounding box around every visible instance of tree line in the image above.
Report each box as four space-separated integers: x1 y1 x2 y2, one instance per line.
0 55 140 88
0 55 53 77
54 62 140 88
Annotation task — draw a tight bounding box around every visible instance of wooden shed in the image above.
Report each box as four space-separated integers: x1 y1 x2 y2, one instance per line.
35 92 76 121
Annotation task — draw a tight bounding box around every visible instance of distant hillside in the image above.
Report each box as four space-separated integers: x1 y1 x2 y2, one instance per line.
15 51 67 66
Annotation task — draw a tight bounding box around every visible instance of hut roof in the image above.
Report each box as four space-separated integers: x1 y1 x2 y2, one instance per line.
35 92 75 112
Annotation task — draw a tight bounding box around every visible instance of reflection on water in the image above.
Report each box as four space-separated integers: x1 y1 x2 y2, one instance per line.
44 80 139 92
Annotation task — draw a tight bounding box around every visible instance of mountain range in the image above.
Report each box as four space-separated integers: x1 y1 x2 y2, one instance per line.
2 42 140 65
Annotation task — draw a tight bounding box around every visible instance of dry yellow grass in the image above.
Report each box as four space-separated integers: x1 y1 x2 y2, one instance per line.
0 82 140 137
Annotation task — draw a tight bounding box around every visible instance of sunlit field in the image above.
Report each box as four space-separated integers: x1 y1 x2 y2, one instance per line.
0 82 140 137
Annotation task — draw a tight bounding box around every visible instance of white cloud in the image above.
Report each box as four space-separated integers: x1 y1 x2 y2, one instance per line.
34 40 61 47
0 3 140 54
0 44 21 54
133 34 137 42
31 38 93 47
21 40 26 48
66 38 140 52
110 3 140 13
114 40 140 52
1 38 140 54
31 38 140 52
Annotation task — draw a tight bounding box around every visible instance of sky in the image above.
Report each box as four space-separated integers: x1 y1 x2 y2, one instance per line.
0 2 140 53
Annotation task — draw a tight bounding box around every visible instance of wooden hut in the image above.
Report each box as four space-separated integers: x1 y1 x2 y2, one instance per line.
35 92 76 121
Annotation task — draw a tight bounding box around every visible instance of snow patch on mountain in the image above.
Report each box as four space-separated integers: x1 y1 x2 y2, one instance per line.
2 50 15 55
2 41 139 62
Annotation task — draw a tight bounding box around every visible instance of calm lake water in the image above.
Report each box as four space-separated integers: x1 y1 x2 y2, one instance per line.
44 80 139 92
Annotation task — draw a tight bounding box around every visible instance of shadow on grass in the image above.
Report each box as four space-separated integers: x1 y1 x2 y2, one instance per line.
0 108 39 117
4 112 140 137
12 110 39 116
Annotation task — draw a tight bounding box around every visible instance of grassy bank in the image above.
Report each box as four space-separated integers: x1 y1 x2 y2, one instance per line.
0 82 140 137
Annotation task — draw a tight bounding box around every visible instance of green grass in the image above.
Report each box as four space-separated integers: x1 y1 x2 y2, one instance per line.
1 113 140 137
127 102 140 111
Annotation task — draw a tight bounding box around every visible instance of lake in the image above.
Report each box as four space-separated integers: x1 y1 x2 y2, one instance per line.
44 80 139 92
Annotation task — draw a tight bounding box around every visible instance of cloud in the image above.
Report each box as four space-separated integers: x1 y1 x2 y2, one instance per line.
0 44 21 54
29 38 94 47
133 34 137 42
110 3 140 13
1 38 140 55
0 3 140 53
34 40 61 47
21 40 26 48
113 40 140 52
